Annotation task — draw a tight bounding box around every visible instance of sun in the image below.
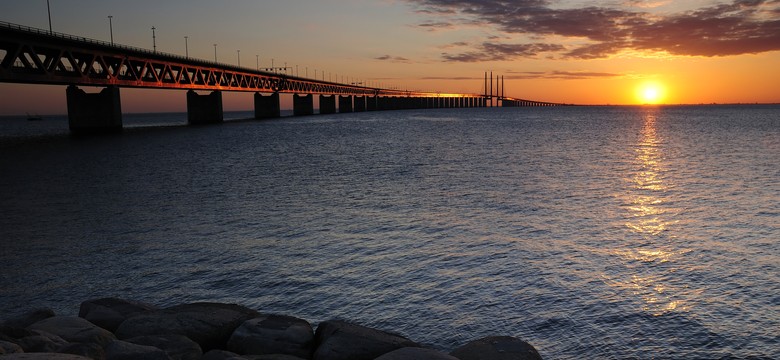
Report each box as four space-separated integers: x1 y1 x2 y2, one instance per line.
636 82 666 104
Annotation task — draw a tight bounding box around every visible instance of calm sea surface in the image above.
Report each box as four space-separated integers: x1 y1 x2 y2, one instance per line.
1 106 778 359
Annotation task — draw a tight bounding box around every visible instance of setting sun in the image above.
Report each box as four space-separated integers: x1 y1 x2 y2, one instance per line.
637 82 666 104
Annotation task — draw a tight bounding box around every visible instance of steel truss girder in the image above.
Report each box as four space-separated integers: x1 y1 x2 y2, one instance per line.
0 22 482 99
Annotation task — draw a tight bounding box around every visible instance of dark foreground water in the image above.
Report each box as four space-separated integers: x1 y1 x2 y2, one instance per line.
1 106 778 359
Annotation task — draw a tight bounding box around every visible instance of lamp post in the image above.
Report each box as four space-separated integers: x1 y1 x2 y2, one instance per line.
256 55 259 71
237 49 240 67
151 26 156 53
46 0 52 34
213 44 217 62
107 15 113 45
184 36 188 58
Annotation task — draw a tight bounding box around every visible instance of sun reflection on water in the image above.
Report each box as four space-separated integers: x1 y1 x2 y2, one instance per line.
607 110 689 316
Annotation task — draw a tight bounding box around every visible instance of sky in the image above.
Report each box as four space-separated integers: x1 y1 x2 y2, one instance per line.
1 0 779 114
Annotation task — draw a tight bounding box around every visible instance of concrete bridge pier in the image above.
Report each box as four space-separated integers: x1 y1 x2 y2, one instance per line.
319 95 336 114
339 96 353 113
293 94 314 116
187 90 223 125
367 96 378 111
354 96 366 112
255 92 280 119
66 85 122 133
377 96 389 111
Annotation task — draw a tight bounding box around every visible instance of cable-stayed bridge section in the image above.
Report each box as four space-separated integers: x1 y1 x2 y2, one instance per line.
0 21 561 133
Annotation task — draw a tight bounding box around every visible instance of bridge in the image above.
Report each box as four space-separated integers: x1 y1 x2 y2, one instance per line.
0 21 563 133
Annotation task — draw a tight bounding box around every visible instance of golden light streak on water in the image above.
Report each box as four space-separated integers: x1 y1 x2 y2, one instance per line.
612 109 689 316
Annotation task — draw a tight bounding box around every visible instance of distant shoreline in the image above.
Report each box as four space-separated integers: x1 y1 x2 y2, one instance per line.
1 102 778 118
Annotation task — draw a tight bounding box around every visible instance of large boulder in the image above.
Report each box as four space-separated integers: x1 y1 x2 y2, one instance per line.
1 309 56 329
28 316 116 347
57 342 106 360
375 347 459 360
13 330 69 353
126 334 202 360
104 340 172 360
79 298 158 332
312 320 419 360
227 315 313 358
0 339 24 354
114 302 259 351
450 336 542 360
0 326 37 341
0 354 92 359
201 349 246 360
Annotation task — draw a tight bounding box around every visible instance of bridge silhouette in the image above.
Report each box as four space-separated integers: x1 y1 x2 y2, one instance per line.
0 21 564 133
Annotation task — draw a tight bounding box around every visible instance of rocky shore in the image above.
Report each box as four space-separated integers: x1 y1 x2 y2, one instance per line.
0 298 542 360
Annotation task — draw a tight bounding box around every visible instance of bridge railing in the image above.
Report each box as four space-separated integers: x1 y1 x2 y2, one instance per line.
1 20 496 99
0 20 224 70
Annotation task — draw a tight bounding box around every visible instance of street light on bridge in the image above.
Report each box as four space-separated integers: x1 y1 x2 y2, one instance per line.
46 0 52 34
151 26 156 53
213 44 217 62
237 49 240 67
107 16 113 45
184 36 188 58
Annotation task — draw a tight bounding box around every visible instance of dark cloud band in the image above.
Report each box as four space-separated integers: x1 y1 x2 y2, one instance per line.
408 0 780 60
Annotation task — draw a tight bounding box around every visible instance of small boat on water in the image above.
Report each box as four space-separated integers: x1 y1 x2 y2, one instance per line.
26 112 43 121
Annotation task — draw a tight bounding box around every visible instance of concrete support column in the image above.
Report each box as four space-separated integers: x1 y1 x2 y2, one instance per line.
319 95 336 114
187 90 223 125
66 85 122 133
339 95 353 113
354 96 366 112
293 94 314 116
254 92 280 119
367 96 378 111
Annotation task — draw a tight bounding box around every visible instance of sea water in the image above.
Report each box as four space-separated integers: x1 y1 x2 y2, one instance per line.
1 105 778 359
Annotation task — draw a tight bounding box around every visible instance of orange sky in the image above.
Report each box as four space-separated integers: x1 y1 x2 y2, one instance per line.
1 0 779 115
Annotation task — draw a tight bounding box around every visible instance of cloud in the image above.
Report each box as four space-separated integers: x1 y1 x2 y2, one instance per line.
406 0 780 60
442 42 565 62
414 70 623 80
417 21 456 30
504 70 624 80
375 54 412 63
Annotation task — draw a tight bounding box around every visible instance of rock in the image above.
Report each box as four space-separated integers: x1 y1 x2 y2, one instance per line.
28 316 116 347
0 354 93 359
450 336 542 360
0 339 24 354
0 326 36 341
244 355 308 360
227 315 313 358
1 309 56 329
126 334 202 360
15 330 69 353
58 342 106 360
375 347 459 360
104 340 171 360
312 320 419 360
115 302 259 351
79 298 158 333
201 349 246 360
